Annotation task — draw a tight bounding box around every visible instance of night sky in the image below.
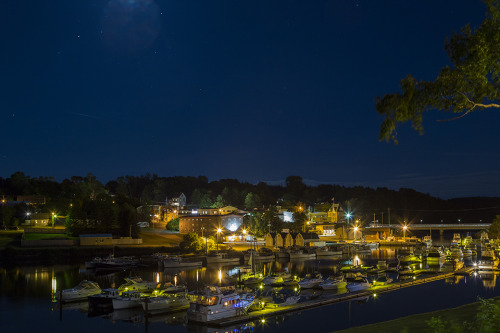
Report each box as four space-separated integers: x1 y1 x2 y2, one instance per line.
2 0 499 199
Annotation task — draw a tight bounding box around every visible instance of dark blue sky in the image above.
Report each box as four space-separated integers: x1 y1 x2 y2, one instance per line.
2 0 499 199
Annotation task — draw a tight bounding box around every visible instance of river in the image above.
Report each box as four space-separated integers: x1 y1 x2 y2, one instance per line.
1 247 499 333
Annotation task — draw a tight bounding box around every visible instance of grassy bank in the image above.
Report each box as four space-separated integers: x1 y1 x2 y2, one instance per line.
335 297 500 333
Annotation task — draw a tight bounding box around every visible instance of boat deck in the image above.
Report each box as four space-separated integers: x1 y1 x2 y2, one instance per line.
207 267 474 327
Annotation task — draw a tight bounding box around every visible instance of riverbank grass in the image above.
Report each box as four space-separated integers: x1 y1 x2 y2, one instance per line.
335 296 500 333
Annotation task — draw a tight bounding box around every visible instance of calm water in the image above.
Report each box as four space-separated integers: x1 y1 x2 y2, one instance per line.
1 248 499 333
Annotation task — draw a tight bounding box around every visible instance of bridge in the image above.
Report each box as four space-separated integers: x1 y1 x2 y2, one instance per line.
365 223 491 231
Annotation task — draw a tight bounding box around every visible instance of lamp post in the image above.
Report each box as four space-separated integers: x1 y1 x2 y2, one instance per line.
51 212 56 230
201 226 207 256
354 226 359 242
403 225 407 242
26 212 31 226
217 228 222 252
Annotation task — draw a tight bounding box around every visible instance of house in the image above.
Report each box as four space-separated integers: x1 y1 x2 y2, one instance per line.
25 213 50 226
265 232 294 247
167 193 187 208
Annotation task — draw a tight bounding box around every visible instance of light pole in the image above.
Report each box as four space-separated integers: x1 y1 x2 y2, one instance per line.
26 212 31 226
51 212 56 230
201 226 208 256
217 228 222 252
403 225 407 241
354 226 359 242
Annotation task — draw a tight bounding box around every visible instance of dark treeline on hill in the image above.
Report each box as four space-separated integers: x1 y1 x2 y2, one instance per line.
1 172 499 234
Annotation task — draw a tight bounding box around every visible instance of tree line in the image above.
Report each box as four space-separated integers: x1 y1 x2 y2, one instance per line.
1 172 499 236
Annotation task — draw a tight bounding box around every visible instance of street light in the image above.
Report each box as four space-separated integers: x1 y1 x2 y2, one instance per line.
354 226 359 241
51 212 56 229
201 226 208 256
403 225 408 241
217 228 222 252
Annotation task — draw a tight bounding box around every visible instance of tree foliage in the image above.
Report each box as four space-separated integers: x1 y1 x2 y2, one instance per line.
377 0 500 143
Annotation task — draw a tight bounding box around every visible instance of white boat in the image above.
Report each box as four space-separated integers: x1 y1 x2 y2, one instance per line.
423 235 432 248
451 233 461 246
244 249 275 262
187 286 254 323
118 277 159 293
159 256 203 269
205 252 241 265
447 246 464 259
319 276 347 290
262 268 291 286
274 248 291 259
265 295 300 308
57 280 102 302
346 278 371 292
298 273 323 289
289 249 316 260
315 247 343 258
426 247 445 264
112 291 146 310
93 255 138 270
142 293 190 314
371 275 393 286
477 248 500 271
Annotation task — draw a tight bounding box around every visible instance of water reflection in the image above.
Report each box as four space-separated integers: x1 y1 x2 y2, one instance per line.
2 246 500 333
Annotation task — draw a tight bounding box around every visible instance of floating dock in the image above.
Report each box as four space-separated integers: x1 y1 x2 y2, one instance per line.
208 267 474 327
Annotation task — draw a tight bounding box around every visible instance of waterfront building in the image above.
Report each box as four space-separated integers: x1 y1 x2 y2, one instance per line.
178 213 244 236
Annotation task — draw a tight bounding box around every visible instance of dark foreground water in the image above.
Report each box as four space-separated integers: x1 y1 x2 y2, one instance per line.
1 248 499 333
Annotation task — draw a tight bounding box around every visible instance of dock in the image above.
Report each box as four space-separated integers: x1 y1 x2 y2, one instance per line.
208 267 474 327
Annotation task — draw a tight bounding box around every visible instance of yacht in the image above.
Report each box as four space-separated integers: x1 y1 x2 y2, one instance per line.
159 256 203 269
243 248 275 262
289 249 316 260
298 273 323 289
477 247 500 271
447 246 464 259
112 291 146 310
372 275 393 286
142 293 190 314
422 235 432 248
262 268 291 286
57 280 101 303
451 233 461 246
187 286 254 323
346 277 371 292
315 246 343 258
318 276 347 290
205 252 241 265
426 247 445 264
118 277 159 293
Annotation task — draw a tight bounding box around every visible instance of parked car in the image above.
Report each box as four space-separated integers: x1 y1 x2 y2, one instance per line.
137 222 149 228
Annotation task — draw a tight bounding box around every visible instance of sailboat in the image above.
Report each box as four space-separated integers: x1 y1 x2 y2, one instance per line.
241 252 263 285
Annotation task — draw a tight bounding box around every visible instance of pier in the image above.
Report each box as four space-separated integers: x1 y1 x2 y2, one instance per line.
209 267 475 327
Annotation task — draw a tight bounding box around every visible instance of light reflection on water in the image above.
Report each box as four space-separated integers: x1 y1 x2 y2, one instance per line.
1 248 499 333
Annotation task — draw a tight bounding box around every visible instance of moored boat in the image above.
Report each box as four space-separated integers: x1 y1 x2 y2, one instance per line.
142 293 190 314
187 286 254 323
159 256 203 269
57 280 102 303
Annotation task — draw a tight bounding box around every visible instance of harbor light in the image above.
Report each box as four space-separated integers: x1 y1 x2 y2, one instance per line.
373 293 377 298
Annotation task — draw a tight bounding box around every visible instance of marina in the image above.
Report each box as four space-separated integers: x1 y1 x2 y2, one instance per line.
4 241 500 333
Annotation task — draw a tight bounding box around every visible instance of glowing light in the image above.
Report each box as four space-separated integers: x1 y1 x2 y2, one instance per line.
196 270 199 282
261 319 266 323
217 228 222 233
228 223 238 232
243 229 247 234
174 275 177 286
373 293 377 297
218 270 222 284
